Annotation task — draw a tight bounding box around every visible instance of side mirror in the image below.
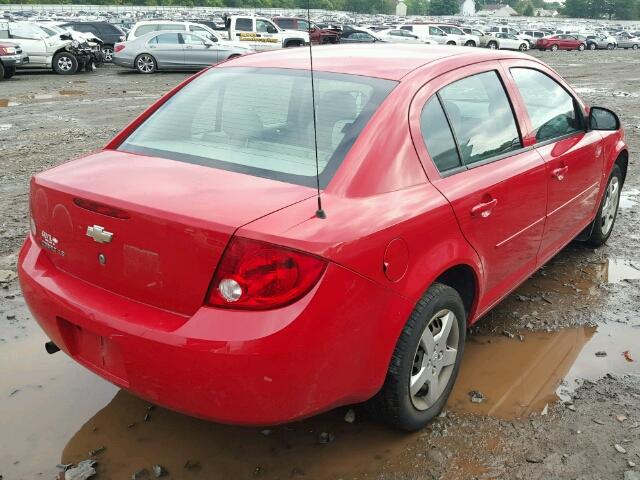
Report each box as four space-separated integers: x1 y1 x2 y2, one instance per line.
589 106 620 131
208 35 218 42
204 40 215 47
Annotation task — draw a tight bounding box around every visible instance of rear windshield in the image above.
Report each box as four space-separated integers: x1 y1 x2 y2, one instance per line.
119 67 396 188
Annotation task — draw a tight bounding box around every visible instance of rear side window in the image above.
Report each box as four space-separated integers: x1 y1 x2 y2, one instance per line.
235 18 253 32
135 24 156 37
158 24 185 32
421 97 461 173
119 68 396 188
438 71 521 166
510 68 582 143
152 33 181 45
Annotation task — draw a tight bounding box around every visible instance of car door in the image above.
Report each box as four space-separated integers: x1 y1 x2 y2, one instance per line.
505 63 603 265
8 23 48 66
148 32 184 69
428 26 447 44
410 64 548 313
181 32 217 68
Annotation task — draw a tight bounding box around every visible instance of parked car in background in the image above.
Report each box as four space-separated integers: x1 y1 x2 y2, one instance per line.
19 45 627 432
616 34 640 50
6 22 102 74
113 30 251 74
60 21 126 62
461 26 485 38
224 15 309 50
537 34 586 51
339 28 382 43
127 20 220 42
272 17 339 44
487 25 520 36
520 30 546 47
0 40 26 79
400 24 458 45
582 34 616 50
377 28 433 44
435 23 478 46
481 32 528 51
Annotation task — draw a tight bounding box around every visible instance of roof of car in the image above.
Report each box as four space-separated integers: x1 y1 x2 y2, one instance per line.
221 44 525 81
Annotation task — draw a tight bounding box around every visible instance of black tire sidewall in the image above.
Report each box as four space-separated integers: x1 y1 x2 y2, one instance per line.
4 65 15 79
0 62 5 80
587 164 622 247
53 52 78 75
382 284 466 431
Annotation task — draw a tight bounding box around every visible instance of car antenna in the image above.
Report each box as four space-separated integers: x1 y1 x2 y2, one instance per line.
308 0 326 219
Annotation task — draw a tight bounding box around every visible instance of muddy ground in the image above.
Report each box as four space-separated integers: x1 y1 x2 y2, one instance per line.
0 50 639 480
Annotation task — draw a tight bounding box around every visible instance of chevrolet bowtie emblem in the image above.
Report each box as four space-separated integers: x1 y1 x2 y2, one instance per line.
86 225 113 244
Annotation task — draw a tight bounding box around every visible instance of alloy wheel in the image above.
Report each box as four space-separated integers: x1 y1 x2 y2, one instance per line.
103 48 114 62
409 309 460 411
57 56 73 72
601 176 620 236
551 44 558 51
589 43 596 50
137 55 155 73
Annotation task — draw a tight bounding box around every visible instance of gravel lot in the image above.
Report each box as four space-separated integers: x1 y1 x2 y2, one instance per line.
0 50 639 480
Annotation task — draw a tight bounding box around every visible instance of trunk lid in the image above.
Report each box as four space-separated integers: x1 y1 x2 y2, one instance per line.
31 150 315 315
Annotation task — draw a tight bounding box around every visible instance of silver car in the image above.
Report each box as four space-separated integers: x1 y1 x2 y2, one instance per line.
113 30 252 74
616 35 640 50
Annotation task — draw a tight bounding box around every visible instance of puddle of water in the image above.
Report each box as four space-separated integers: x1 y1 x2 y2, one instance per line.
449 323 639 419
58 89 86 96
605 258 640 283
0 124 12 131
620 188 639 209
0 99 21 107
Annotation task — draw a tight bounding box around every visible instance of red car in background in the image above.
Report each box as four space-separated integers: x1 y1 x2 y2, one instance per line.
19 45 627 431
537 34 586 51
272 16 340 44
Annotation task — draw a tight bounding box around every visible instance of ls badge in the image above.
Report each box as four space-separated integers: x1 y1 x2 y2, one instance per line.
86 225 113 244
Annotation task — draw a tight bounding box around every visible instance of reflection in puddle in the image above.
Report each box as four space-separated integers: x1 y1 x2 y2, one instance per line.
0 99 21 107
450 323 639 419
58 89 86 96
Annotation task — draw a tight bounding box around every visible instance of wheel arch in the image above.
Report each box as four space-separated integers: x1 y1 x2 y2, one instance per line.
434 264 479 322
616 148 629 186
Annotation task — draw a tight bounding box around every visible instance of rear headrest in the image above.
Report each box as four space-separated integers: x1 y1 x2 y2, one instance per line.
223 109 263 141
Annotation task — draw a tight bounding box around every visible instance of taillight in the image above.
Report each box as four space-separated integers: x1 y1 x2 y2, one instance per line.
114 43 125 53
206 237 327 310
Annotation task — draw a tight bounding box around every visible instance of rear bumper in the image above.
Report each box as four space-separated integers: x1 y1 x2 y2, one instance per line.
112 56 134 69
18 236 412 425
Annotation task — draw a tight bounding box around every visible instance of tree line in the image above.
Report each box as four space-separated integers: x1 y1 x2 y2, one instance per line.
1 0 639 21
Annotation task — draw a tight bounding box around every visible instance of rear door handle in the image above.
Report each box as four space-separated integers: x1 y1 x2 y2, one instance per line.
551 165 569 181
471 198 498 218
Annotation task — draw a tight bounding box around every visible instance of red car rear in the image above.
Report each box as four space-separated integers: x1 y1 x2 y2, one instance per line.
537 34 586 51
19 45 627 431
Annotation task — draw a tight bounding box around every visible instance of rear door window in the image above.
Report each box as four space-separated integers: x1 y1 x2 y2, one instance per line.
438 71 521 166
510 68 583 143
135 24 157 37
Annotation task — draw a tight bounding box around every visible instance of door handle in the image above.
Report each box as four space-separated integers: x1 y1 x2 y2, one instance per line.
471 198 498 218
185 45 193 49
551 165 569 181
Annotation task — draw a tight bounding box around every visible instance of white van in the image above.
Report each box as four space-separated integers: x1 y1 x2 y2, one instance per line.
400 24 460 45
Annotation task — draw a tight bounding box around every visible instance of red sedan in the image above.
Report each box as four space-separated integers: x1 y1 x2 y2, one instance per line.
19 45 627 431
537 34 586 51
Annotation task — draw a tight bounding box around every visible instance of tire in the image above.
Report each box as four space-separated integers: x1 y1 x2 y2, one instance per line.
53 52 78 75
585 164 622 247
607 43 614 50
578 44 585 51
633 44 639 50
367 283 466 431
464 40 475 47
135 53 156 74
4 65 15 79
550 44 559 51
284 40 303 48
446 41 456 46
488 41 498 49
102 45 114 62
519 43 528 51
0 62 4 80
589 43 596 50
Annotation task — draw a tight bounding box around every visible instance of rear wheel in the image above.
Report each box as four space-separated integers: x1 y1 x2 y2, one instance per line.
633 44 639 50
446 41 456 46
550 44 559 51
488 41 498 49
578 44 585 51
589 43 597 50
607 43 614 50
4 65 15 79
367 283 466 431
519 43 528 51
53 52 78 75
586 165 622 247
464 40 476 47
135 54 156 74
